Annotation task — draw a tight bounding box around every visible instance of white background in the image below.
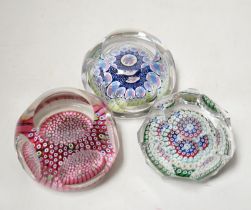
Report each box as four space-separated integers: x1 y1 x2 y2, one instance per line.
0 0 250 209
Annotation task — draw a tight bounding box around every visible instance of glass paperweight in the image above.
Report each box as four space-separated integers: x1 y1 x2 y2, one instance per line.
138 89 234 181
15 88 119 191
82 30 176 118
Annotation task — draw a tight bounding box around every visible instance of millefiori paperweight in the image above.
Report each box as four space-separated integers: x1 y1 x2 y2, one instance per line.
15 88 119 191
82 30 176 118
138 89 234 181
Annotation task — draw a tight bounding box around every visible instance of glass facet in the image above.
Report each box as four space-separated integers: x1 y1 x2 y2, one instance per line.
138 89 234 181
82 30 176 118
15 88 119 191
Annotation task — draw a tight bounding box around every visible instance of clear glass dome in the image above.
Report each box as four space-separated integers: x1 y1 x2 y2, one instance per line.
82 30 176 118
15 88 119 191
138 89 235 181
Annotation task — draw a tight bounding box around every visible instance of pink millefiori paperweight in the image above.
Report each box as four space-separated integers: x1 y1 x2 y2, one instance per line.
15 88 119 191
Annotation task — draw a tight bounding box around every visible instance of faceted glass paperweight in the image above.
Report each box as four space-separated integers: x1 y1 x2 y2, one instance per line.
138 89 234 181
15 88 119 191
82 30 176 118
